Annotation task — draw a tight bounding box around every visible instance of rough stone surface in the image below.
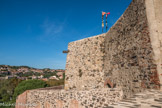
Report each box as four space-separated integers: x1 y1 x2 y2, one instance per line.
104 0 160 98
15 90 28 108
65 0 161 97
145 0 162 89
65 34 106 90
25 88 123 108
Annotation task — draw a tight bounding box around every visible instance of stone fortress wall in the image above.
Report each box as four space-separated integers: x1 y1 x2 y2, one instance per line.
104 0 162 98
145 0 162 88
16 0 162 108
24 88 123 108
65 34 106 90
65 0 162 97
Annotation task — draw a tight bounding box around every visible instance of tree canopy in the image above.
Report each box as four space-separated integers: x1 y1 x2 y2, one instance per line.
13 79 48 102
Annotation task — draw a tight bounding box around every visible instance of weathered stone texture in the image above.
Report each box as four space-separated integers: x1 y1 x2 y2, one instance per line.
15 90 28 108
104 0 160 98
25 88 123 108
65 34 106 90
65 0 161 98
145 0 162 89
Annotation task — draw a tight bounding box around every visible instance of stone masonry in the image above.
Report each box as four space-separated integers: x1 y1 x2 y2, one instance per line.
16 0 162 108
65 34 106 90
22 88 123 108
65 0 162 98
104 0 161 98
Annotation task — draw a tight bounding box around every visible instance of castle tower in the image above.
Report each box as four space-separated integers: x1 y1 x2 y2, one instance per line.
65 0 162 97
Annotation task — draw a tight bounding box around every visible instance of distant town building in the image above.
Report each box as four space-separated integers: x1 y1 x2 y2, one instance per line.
57 72 63 79
38 75 44 79
49 76 59 80
32 75 37 79
5 75 14 79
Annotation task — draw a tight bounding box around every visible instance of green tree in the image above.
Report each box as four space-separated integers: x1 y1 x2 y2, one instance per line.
0 88 10 102
0 78 22 108
13 79 48 102
43 72 56 78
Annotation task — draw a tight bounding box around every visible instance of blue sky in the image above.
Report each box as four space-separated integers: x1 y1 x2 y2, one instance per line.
0 0 132 69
